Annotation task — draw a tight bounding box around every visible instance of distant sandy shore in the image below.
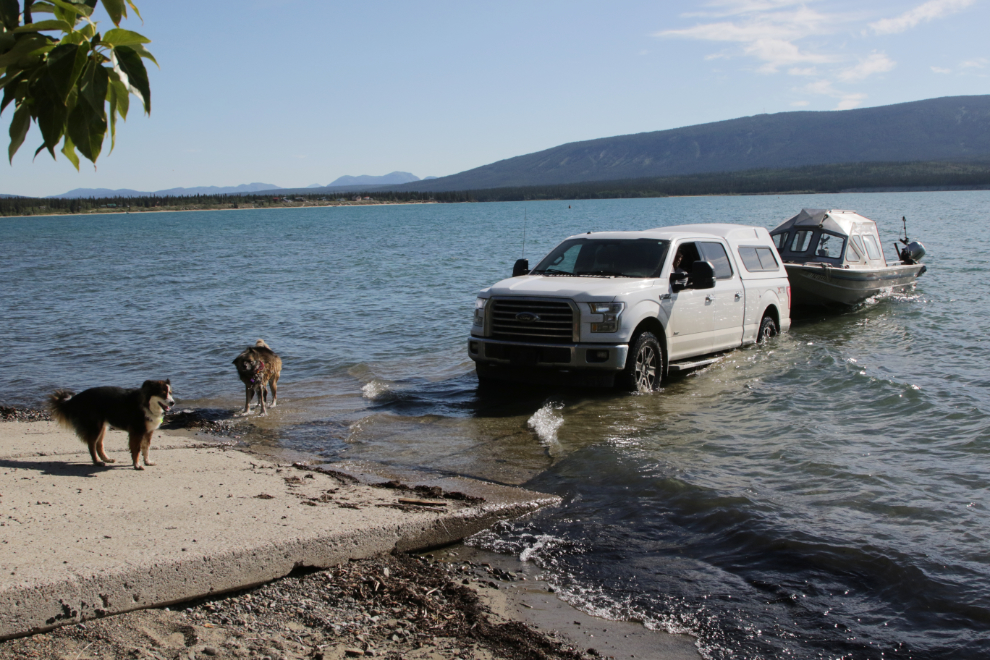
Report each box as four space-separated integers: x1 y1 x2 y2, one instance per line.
0 199 442 221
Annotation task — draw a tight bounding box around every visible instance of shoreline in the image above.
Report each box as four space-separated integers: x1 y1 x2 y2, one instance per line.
0 411 700 660
0 199 441 221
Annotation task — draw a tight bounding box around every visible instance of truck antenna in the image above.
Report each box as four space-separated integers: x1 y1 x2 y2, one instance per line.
521 208 527 258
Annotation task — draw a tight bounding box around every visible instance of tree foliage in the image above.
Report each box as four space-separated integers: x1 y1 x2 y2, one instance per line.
0 0 155 168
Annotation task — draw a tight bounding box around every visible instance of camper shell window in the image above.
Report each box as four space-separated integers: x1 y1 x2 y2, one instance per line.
738 246 780 272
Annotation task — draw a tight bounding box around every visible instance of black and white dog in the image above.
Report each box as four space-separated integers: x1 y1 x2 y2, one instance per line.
48 380 174 470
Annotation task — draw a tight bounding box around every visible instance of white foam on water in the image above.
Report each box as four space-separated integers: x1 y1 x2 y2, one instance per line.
527 401 565 455
361 379 395 401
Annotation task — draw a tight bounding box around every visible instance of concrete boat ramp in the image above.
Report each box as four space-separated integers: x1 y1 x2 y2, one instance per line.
0 422 560 640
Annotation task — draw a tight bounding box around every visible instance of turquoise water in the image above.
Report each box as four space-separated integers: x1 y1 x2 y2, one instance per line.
3 192 988 658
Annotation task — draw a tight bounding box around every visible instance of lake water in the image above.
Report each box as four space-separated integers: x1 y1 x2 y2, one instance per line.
2 192 988 659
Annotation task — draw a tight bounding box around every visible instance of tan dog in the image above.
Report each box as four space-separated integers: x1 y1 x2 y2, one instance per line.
48 380 174 470
233 339 282 415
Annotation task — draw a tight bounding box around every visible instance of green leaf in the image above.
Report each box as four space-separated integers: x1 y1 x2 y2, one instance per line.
113 45 147 113
101 28 149 47
0 0 19 31
66 95 104 161
7 102 30 162
14 19 75 34
60 130 79 169
124 0 141 21
100 0 124 26
50 0 95 18
108 76 127 118
126 41 156 67
0 35 53 69
0 73 24 112
44 42 85 100
30 73 70 157
77 58 107 115
106 81 115 150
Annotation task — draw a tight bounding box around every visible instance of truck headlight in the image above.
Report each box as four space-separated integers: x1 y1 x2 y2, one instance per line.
474 297 488 326
590 302 623 333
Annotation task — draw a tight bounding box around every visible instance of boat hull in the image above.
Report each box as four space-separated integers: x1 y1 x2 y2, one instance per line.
785 263 926 307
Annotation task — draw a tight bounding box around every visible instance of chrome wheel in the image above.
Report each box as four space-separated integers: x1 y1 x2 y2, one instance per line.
620 332 663 392
634 343 659 391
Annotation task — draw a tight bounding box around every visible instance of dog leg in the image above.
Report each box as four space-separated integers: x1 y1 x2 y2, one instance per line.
96 425 116 464
257 385 267 415
128 430 145 470
141 432 155 467
86 425 106 466
239 386 254 415
270 375 278 408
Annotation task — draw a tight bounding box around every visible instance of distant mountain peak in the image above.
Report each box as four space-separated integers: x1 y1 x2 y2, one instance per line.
49 183 283 199
328 171 420 187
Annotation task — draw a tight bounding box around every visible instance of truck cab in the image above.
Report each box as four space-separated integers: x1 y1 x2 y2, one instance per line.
468 223 791 392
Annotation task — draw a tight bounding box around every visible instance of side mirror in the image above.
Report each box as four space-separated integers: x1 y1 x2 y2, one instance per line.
513 258 530 277
669 272 688 292
691 260 716 290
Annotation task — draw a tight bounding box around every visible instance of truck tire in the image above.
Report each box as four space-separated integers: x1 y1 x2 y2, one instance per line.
619 332 663 392
757 315 778 343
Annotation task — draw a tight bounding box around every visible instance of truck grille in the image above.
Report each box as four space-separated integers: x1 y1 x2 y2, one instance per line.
490 298 575 344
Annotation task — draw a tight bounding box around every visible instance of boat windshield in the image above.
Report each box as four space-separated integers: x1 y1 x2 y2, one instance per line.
532 238 670 278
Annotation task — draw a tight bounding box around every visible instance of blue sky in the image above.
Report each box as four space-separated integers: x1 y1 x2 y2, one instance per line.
3 0 988 197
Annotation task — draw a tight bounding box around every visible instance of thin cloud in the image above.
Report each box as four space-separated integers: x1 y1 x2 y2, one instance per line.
961 57 988 69
931 66 952 74
870 0 975 35
658 5 843 73
800 80 867 110
837 52 896 81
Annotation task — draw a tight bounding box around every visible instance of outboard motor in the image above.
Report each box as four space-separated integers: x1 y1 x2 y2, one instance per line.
897 216 926 265
899 241 926 265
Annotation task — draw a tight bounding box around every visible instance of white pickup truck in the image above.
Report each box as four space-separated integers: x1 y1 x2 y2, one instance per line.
468 223 791 392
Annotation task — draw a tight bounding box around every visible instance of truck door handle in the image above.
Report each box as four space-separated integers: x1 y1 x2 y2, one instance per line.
705 295 715 303
734 292 742 301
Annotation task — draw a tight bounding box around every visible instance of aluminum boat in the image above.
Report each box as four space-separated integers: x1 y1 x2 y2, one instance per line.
770 209 927 308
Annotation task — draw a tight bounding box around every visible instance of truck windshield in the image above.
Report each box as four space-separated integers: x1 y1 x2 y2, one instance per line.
531 238 670 278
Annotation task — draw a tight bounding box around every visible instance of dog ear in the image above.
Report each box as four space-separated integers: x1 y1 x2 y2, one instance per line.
165 379 170 386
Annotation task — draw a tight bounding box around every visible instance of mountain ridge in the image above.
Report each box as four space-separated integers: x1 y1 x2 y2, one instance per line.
393 95 990 192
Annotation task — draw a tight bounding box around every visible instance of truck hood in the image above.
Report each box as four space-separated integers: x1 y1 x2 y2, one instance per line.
484 275 656 301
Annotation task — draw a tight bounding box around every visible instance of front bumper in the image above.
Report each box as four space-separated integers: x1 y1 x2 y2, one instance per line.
467 336 629 371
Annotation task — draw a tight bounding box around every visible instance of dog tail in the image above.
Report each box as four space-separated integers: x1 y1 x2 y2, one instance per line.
48 389 76 429
255 339 270 349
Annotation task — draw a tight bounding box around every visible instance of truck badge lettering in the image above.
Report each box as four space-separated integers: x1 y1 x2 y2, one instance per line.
516 312 540 323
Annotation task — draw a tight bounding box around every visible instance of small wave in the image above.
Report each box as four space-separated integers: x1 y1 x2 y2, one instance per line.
528 401 565 455
361 379 397 402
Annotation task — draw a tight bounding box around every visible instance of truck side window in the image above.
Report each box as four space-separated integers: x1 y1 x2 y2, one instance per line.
791 230 813 253
699 242 734 279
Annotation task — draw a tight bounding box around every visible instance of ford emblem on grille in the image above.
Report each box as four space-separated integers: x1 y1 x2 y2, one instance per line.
516 312 540 323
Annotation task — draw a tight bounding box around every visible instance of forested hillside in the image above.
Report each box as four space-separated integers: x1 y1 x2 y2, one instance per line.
401 95 990 192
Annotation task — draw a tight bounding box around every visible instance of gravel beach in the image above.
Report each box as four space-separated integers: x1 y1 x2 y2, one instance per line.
0 405 699 660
